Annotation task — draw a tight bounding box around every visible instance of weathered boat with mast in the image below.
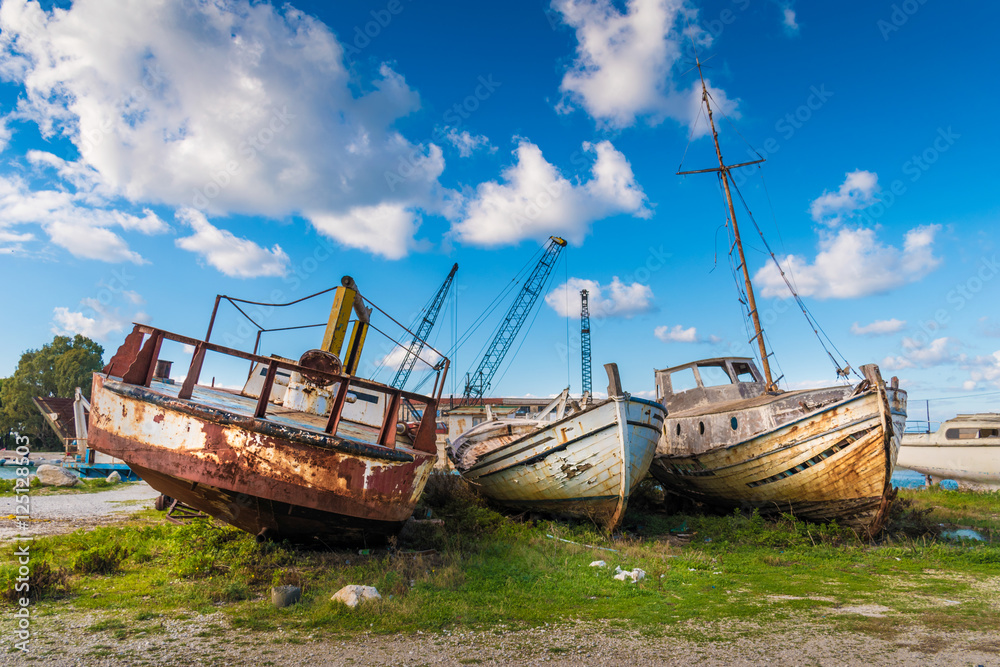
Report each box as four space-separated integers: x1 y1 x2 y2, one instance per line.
649 55 907 535
88 277 449 546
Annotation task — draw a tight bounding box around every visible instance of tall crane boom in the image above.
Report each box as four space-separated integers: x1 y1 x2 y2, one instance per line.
390 263 459 390
580 289 592 396
462 236 567 404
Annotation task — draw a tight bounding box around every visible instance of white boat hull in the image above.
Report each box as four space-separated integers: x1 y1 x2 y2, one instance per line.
451 397 665 529
899 415 1000 490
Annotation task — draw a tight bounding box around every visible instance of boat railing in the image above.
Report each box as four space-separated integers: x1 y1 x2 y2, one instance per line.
904 420 937 434
103 324 445 455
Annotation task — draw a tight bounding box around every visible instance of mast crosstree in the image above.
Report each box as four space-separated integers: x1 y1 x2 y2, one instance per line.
677 56 777 391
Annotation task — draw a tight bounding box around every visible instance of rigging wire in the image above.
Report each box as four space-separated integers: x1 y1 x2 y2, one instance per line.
918 390 1000 402
707 89 764 161
368 277 442 379
474 247 569 397
728 174 858 380
678 104 708 173
408 244 550 396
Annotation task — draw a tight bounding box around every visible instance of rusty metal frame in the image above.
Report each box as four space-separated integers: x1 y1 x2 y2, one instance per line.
106 324 443 455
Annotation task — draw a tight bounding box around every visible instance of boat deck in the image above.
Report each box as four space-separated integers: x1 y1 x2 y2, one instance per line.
143 378 390 448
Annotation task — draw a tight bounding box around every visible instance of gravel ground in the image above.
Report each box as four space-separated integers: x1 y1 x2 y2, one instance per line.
1 487 998 665
4 612 999 666
0 482 160 540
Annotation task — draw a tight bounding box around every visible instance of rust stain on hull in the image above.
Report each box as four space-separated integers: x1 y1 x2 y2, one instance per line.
89 373 435 544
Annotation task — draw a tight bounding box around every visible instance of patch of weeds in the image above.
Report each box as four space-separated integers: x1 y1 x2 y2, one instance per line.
74 543 129 575
0 560 70 604
88 618 127 633
838 616 904 640
211 581 250 603
885 496 942 540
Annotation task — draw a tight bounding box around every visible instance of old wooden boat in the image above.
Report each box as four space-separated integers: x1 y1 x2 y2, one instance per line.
649 53 907 535
33 389 140 481
449 365 665 530
650 359 907 533
88 277 449 546
898 414 1000 490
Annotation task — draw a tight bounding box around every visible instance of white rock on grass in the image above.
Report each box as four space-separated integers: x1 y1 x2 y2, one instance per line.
613 566 646 583
589 560 607 568
106 471 122 484
331 585 381 608
35 464 79 487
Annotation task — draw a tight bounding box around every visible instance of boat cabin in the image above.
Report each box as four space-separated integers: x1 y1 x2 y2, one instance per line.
654 357 767 414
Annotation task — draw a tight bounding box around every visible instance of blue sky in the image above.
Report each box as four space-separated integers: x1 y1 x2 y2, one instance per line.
0 0 998 424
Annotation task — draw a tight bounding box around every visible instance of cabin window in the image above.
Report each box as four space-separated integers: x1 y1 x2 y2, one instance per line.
676 424 681 436
732 362 756 383
698 364 732 387
699 421 705 435
944 428 995 440
670 367 699 393
730 417 738 430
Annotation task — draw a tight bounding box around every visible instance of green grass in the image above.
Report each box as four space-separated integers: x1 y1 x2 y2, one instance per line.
0 477 137 496
2 475 999 643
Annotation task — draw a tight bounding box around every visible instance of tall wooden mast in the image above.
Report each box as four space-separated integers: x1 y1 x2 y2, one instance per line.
677 55 776 391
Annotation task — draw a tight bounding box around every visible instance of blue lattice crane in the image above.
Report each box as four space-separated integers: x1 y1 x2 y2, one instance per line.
390 263 459 390
580 289 592 398
462 236 567 404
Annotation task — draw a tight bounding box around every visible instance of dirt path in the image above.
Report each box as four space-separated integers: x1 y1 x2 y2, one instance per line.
0 483 160 540
7 612 1000 666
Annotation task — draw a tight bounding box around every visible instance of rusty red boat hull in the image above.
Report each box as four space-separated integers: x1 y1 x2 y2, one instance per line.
89 374 436 545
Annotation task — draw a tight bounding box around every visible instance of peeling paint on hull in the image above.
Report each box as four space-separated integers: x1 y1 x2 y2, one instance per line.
651 385 907 535
89 374 435 544
452 397 665 530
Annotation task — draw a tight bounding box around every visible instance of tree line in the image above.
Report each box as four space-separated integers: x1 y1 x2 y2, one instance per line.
0 335 104 452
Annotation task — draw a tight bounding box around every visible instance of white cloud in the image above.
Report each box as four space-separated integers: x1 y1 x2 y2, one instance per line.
452 139 649 246
782 7 800 35
377 345 443 372
309 203 418 260
963 351 1000 389
0 174 165 263
851 319 907 336
882 336 962 370
0 229 34 253
545 277 654 319
52 298 148 341
655 324 698 343
0 114 10 153
0 0 449 258
809 170 879 226
444 129 494 157
552 0 738 133
174 208 289 278
755 225 941 299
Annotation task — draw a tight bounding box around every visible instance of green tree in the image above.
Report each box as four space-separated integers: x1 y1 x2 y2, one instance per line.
0 335 104 451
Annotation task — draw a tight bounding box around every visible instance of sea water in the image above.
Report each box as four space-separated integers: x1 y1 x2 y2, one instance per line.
891 467 958 490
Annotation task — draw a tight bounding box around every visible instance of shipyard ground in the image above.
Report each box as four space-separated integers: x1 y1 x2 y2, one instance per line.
2 481 999 666
13 612 1000 666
